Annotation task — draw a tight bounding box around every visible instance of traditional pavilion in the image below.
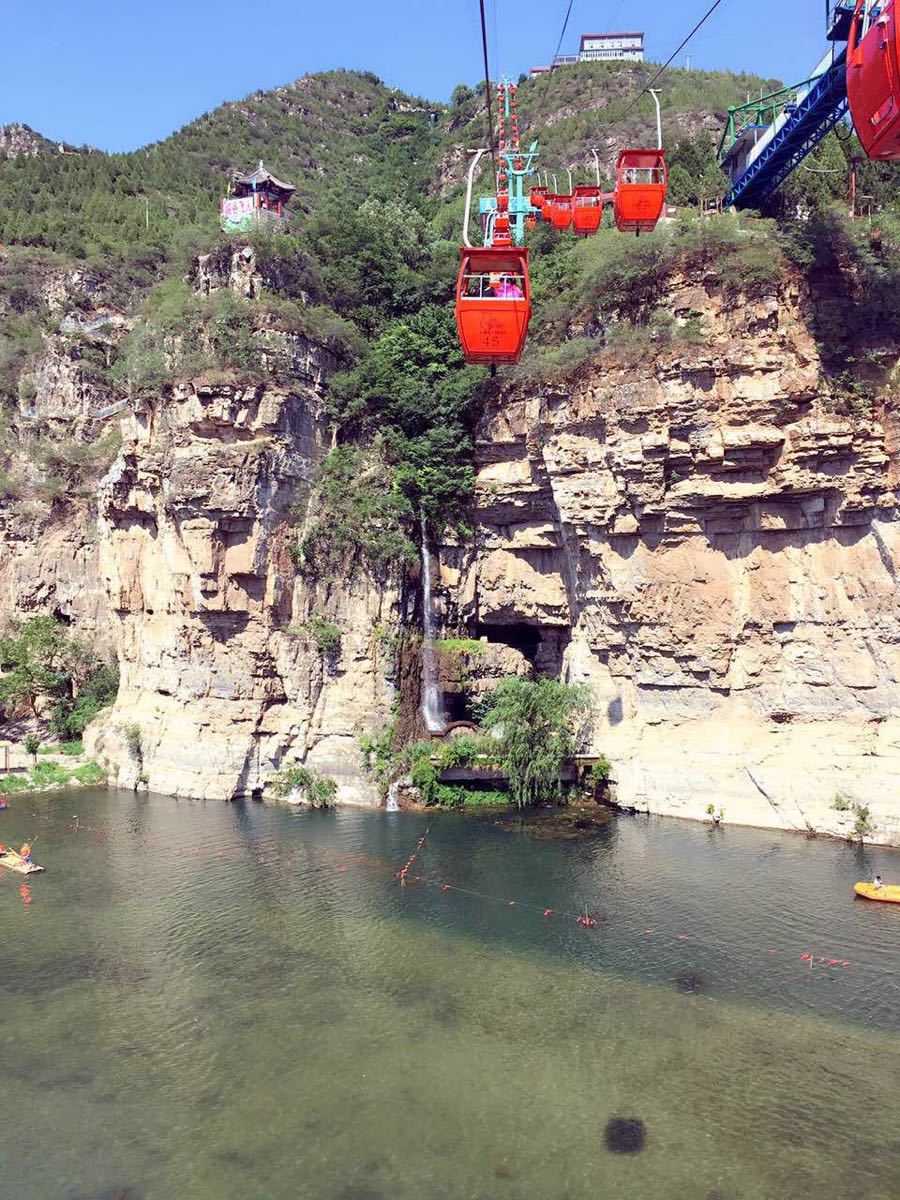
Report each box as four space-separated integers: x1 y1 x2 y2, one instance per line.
220 161 295 232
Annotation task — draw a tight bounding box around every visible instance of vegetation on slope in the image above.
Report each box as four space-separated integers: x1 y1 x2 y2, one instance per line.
0 616 118 737
1 62 898 553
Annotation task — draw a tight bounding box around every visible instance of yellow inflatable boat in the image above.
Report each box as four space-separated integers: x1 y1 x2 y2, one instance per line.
0 848 44 875
854 881 900 903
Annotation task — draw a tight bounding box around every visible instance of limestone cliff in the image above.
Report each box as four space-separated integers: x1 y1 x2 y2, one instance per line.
5 249 900 844
438 275 900 843
86 352 401 802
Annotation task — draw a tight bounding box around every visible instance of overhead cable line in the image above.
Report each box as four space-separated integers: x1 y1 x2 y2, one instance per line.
479 0 498 174
550 0 576 70
608 0 728 127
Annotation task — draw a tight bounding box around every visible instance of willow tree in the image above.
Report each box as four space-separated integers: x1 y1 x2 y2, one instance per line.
482 677 591 809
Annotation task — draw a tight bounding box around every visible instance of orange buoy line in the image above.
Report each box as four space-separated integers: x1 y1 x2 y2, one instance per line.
10 805 864 970
395 826 431 883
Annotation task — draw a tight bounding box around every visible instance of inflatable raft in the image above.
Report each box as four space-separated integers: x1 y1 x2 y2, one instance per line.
854 882 900 904
0 849 44 875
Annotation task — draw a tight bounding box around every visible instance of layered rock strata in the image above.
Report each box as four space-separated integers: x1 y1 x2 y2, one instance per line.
440 280 900 844
86 349 401 801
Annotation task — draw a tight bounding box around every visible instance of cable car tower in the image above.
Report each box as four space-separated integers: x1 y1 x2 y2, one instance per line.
477 80 539 246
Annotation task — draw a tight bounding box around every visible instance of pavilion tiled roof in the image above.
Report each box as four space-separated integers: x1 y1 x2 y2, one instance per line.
233 161 295 196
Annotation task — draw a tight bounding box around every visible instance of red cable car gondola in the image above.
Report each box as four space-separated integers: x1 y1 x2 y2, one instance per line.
540 193 556 222
613 149 668 234
455 245 531 366
847 0 900 159
572 185 603 236
550 194 573 230
530 184 549 209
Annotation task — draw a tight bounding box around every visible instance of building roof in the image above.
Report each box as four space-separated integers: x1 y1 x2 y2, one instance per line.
580 32 644 45
233 161 295 197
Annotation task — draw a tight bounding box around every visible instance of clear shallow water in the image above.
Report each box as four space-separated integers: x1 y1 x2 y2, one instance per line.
0 790 898 1200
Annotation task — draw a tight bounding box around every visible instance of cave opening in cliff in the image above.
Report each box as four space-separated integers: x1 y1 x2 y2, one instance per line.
476 623 540 661
443 691 473 723
475 623 571 676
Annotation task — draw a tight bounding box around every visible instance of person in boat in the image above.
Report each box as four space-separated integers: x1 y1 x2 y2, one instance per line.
873 874 883 889
19 843 31 865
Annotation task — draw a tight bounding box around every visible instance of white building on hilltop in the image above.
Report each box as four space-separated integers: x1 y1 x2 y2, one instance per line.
531 31 644 76
578 32 644 62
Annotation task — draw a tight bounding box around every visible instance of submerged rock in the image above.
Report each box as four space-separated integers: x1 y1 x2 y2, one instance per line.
603 1116 646 1155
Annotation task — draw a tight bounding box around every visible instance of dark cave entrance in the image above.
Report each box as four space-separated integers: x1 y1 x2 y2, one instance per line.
475 622 571 676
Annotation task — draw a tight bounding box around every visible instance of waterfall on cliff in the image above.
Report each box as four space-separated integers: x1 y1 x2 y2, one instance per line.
420 512 446 734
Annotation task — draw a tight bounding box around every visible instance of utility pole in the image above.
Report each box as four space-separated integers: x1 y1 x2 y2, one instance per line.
649 89 662 150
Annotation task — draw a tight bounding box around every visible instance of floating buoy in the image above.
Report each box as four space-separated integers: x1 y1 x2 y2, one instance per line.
442 884 452 892
543 909 553 917
801 953 812 961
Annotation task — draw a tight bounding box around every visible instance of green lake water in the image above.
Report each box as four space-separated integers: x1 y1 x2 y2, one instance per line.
0 789 898 1200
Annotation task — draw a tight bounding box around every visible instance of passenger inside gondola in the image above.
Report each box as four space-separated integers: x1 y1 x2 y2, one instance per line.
462 271 526 299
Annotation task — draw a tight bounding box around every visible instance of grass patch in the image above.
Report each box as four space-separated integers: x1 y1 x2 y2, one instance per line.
38 740 84 757
436 638 484 655
0 758 105 793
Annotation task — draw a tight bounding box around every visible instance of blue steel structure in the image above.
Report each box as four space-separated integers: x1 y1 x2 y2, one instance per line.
719 4 857 209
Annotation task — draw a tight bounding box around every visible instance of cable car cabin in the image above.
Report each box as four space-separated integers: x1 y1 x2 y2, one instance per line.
551 195 573 230
455 247 531 367
540 194 556 222
614 150 667 234
848 0 900 159
530 185 548 210
572 185 603 236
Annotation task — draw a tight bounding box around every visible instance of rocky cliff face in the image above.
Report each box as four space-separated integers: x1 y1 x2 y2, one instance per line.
5 251 900 841
438 275 900 843
86 346 401 802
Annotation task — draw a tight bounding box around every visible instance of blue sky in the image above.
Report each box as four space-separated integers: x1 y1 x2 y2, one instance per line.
4 1 832 152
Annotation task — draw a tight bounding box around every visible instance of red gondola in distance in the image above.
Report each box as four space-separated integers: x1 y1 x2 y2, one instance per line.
847 0 900 159
614 149 668 234
455 246 531 367
572 184 603 236
550 194 573 230
540 193 556 222
529 184 548 210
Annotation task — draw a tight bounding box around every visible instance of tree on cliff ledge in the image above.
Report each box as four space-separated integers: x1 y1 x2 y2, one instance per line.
482 678 591 809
